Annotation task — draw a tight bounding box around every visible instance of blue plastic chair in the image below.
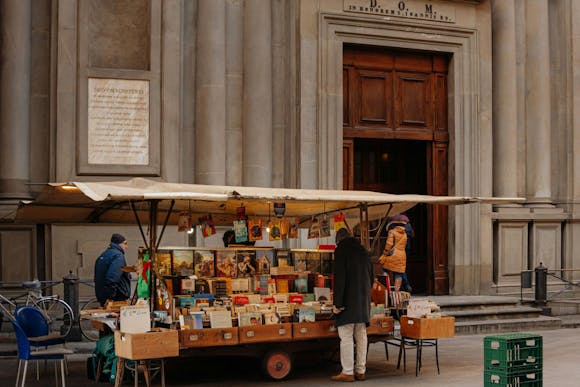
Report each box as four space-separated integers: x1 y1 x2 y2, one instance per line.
15 307 66 347
11 319 72 386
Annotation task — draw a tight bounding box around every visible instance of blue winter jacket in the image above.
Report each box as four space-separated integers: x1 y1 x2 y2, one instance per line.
94 243 131 306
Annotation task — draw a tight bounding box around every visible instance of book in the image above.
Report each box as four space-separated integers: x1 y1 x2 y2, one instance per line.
292 251 307 272
263 311 281 325
370 305 386 318
238 311 263 327
297 307 316 323
314 287 331 302
294 277 308 293
179 312 204 330
209 310 232 328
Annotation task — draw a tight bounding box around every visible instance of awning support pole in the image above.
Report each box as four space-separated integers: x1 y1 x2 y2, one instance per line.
360 203 370 250
370 204 393 255
149 200 159 313
130 200 150 250
156 200 175 248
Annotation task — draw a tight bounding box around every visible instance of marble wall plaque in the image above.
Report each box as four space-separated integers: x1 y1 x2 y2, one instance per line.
88 78 149 165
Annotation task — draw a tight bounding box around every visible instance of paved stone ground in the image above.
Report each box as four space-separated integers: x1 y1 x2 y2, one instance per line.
0 327 579 386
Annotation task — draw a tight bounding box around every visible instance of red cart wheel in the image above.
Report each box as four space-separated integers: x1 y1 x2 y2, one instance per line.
263 350 292 380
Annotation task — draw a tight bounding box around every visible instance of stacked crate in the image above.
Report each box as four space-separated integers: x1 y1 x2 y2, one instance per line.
483 333 543 386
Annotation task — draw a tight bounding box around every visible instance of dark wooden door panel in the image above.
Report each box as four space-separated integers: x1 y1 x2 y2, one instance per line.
343 68 351 127
343 139 354 190
357 70 390 126
395 72 432 128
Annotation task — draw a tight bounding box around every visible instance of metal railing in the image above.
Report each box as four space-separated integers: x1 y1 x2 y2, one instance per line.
521 263 580 305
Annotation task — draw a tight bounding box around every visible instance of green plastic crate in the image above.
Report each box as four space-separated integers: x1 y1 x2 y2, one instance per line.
484 333 543 371
484 369 542 387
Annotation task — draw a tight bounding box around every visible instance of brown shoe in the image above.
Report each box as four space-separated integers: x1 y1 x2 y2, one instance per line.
355 373 366 381
330 373 354 382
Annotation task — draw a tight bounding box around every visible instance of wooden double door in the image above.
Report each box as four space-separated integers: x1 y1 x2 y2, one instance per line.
342 44 449 295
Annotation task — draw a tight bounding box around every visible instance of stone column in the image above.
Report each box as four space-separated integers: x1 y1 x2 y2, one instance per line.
525 0 552 203
195 0 226 185
225 0 243 186
243 0 273 187
492 0 518 199
0 0 31 199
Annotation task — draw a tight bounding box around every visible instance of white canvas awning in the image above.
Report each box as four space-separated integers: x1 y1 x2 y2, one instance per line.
12 178 509 227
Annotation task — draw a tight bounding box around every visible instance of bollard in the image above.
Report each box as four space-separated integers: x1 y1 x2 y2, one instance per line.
63 271 82 341
534 262 548 308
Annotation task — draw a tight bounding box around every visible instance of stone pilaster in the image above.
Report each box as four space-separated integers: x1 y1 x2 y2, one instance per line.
243 0 273 187
492 0 518 199
0 0 31 199
525 0 552 203
195 0 226 185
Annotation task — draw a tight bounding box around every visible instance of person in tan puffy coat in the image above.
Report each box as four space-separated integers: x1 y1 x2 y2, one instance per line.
378 220 408 291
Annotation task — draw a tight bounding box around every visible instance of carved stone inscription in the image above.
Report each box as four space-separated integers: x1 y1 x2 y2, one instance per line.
344 0 456 23
88 78 149 165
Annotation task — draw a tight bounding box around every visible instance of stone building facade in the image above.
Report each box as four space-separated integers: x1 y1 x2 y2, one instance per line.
0 0 579 296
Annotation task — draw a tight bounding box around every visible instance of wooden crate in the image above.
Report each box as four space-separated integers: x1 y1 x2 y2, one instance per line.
238 323 292 344
179 327 239 348
292 320 338 340
114 328 179 360
366 316 394 336
400 316 455 339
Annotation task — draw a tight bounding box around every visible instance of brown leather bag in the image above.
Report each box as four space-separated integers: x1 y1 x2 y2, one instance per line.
370 278 386 305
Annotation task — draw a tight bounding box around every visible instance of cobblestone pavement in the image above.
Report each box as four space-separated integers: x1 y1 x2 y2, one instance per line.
0 328 578 386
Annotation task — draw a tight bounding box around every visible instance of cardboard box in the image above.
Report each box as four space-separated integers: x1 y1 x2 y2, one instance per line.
238 323 292 344
292 320 338 340
399 316 455 339
366 316 394 336
114 328 179 360
179 327 239 348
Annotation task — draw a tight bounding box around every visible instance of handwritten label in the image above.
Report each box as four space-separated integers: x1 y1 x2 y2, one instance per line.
88 78 150 165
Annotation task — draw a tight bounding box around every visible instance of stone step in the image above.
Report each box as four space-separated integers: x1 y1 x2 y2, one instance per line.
429 295 520 312
443 306 543 322
454 315 562 335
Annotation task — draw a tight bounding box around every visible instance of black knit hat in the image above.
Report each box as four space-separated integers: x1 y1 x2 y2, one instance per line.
110 233 126 244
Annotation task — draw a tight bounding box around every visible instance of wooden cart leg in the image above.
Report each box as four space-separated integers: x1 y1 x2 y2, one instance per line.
114 358 124 387
160 359 165 387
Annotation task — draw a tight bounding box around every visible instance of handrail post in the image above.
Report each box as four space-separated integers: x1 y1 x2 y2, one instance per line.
534 262 550 315
63 271 82 341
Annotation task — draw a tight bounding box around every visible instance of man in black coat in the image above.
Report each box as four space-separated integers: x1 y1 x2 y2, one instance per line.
331 228 374 382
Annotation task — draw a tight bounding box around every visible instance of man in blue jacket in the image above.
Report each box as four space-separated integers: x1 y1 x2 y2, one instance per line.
94 233 131 306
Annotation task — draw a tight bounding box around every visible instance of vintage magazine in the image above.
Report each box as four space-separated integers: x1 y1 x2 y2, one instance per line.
173 250 194 276
215 250 237 277
155 252 172 277
255 249 274 275
238 311 263 327
263 311 281 325
236 250 257 277
194 250 215 278
209 310 233 328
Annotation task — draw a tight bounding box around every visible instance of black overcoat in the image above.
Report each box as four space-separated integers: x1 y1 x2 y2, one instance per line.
333 236 374 327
